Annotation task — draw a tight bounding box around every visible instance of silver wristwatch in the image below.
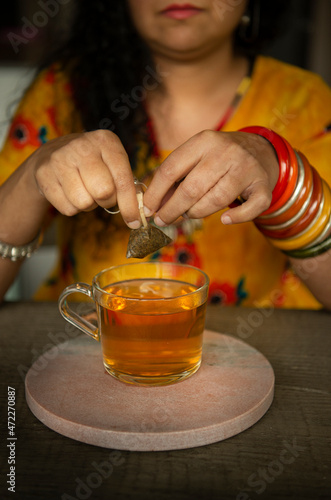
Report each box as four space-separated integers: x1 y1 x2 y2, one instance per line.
0 233 42 262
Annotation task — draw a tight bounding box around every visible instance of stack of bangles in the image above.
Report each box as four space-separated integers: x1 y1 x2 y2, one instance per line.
237 126 331 259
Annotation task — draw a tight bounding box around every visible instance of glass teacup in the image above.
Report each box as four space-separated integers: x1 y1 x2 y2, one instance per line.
58 262 209 386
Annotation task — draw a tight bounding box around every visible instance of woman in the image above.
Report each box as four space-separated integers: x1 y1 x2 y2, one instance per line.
0 0 330 308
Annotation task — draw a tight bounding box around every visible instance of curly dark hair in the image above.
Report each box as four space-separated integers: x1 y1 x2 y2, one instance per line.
45 0 289 168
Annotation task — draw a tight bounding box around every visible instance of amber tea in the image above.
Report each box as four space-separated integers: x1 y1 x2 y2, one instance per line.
59 263 209 386
99 279 207 385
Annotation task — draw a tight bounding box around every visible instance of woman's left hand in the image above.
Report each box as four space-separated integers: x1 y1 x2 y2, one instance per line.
143 130 280 226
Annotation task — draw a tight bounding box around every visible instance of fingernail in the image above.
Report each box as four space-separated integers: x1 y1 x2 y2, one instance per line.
144 206 153 217
127 220 141 229
222 214 232 225
154 215 166 227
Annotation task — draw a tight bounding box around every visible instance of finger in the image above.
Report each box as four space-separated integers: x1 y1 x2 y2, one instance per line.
78 154 118 208
86 130 142 228
153 158 228 226
37 168 87 216
185 178 241 220
58 167 98 212
184 160 254 219
143 136 208 216
65 133 119 209
101 149 141 228
220 181 272 224
45 140 100 212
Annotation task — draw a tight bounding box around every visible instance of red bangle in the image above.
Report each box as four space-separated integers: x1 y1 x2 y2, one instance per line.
258 141 299 217
255 137 299 219
239 126 290 207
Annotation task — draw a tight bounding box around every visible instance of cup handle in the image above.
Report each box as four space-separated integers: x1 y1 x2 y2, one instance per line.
58 283 99 341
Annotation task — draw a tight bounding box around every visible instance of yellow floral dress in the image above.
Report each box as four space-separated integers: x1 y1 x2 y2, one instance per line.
1 56 330 308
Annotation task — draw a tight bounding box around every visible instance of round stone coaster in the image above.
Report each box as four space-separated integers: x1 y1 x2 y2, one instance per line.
25 330 274 451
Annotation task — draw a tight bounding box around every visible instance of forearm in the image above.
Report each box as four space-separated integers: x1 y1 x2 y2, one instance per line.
0 156 50 243
0 157 50 301
289 251 331 311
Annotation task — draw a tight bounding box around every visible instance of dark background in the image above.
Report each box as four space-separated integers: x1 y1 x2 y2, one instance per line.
0 0 330 85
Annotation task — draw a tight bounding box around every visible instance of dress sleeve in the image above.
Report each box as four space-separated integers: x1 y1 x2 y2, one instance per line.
0 65 77 186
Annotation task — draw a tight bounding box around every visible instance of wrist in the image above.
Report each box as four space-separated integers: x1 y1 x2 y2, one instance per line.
0 231 43 262
239 126 291 208
24 154 51 208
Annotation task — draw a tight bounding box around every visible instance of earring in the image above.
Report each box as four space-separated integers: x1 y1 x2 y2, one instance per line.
238 0 260 43
240 13 251 28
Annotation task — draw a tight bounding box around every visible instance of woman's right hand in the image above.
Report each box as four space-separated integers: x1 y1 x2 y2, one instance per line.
28 130 141 228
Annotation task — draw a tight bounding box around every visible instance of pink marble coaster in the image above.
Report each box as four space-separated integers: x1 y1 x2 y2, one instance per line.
25 331 274 451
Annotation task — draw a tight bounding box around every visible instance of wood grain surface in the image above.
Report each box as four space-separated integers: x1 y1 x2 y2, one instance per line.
0 302 330 500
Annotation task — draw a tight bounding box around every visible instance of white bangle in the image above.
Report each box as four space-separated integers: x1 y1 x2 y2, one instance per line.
0 232 42 262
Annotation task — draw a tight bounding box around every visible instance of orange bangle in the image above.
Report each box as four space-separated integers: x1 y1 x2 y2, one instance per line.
256 151 313 227
268 180 331 250
258 167 323 239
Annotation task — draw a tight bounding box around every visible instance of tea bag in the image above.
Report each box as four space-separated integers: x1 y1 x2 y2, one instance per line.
126 183 172 259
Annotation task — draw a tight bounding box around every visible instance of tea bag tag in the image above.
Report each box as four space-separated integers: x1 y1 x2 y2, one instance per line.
126 182 172 259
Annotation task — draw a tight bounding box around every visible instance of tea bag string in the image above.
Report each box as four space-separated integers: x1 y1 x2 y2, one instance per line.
104 177 148 227
136 185 148 228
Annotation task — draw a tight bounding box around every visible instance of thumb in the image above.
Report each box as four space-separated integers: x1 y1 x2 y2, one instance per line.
222 183 272 224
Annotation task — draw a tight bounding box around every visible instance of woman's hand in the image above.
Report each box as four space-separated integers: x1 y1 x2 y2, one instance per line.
143 130 280 226
29 130 141 228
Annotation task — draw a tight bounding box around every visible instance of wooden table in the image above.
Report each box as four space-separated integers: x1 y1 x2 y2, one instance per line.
0 302 330 500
